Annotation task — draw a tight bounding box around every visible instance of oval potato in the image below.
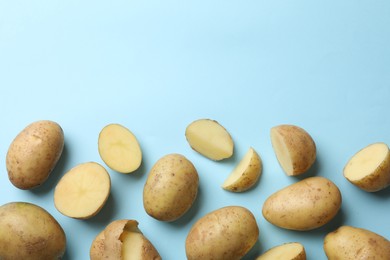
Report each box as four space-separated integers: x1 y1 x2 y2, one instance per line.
256 242 306 260
0 202 66 260
6 120 64 189
324 226 390 260
143 154 199 222
185 206 259 260
262 176 342 231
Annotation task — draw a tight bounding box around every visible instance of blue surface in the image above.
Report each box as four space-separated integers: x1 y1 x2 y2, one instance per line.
1 1 390 259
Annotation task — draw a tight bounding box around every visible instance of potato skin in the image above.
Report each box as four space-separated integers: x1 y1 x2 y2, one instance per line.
324 226 390 260
262 177 342 231
185 206 259 260
0 202 66 260
6 120 64 189
143 154 199 221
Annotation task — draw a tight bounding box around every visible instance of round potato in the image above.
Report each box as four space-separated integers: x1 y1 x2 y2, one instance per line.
270 124 316 176
0 202 66 260
143 154 199 222
262 176 342 231
343 142 390 192
90 219 161 260
185 206 259 260
324 226 390 259
6 120 64 189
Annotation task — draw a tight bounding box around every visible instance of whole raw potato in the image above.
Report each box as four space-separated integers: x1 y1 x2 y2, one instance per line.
143 153 199 221
6 120 64 189
0 202 66 260
185 206 259 260
324 226 390 259
262 177 342 231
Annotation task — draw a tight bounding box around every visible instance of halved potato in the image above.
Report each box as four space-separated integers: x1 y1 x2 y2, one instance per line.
256 242 306 260
90 219 161 260
185 119 233 160
222 147 262 192
98 123 142 174
54 162 111 219
343 142 390 192
270 124 316 176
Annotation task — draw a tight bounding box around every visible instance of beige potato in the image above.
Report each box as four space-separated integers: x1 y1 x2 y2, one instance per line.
143 154 199 221
343 142 390 192
256 242 306 260
0 202 66 260
6 120 64 189
90 219 161 260
54 162 111 219
222 147 262 192
185 206 259 260
98 123 142 174
185 119 234 160
324 226 390 260
262 176 342 231
270 124 316 176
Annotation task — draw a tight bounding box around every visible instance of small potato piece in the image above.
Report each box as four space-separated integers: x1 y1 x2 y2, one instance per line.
0 202 66 260
222 147 262 192
270 124 316 176
185 119 234 160
256 242 306 260
54 162 111 219
343 142 390 192
90 219 161 260
98 123 142 174
262 177 342 231
143 154 199 222
185 206 259 260
324 226 390 260
6 120 64 189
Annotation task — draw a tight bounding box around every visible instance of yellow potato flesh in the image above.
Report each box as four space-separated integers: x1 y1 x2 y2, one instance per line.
54 162 111 219
185 119 233 160
99 124 142 173
257 243 305 260
344 143 388 180
222 147 262 192
121 231 144 260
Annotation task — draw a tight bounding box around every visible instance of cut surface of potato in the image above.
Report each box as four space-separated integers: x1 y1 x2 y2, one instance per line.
121 231 144 259
98 124 142 174
54 162 111 219
256 242 306 260
222 147 262 192
270 125 316 176
185 119 233 160
344 142 390 192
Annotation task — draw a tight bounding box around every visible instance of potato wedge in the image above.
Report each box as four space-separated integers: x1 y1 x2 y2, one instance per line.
270 124 316 176
222 147 262 192
343 142 390 192
54 162 111 219
185 119 233 160
90 219 161 260
256 242 306 260
98 123 142 174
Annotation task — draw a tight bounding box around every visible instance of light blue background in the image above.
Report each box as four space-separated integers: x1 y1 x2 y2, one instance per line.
1 1 389 259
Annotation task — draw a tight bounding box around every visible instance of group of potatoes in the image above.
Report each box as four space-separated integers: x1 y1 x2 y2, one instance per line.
1 119 390 259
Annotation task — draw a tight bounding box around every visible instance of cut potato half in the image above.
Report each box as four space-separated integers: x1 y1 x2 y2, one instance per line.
270 125 316 176
185 119 233 160
256 242 306 260
222 147 262 192
98 124 142 174
343 142 390 192
54 162 111 219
